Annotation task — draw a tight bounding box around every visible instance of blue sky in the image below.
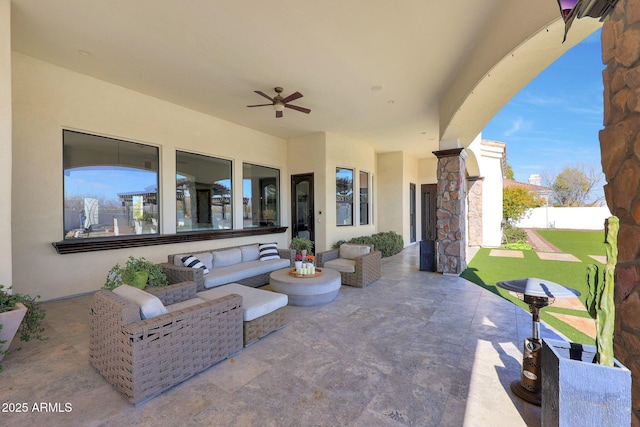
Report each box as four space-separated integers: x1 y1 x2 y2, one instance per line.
482 28 605 197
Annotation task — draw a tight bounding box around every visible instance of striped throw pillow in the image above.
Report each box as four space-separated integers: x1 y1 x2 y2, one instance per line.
181 255 210 274
259 243 280 261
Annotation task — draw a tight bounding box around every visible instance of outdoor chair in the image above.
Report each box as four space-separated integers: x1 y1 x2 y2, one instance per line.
89 281 243 405
316 243 381 288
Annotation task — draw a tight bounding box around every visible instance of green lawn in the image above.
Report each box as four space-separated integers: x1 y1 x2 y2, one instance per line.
461 229 606 344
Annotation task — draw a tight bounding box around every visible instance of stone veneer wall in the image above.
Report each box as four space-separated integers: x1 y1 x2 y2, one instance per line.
601 0 640 423
433 148 467 274
467 177 483 247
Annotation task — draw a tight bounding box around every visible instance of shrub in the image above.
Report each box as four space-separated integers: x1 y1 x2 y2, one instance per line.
502 223 528 244
332 231 404 258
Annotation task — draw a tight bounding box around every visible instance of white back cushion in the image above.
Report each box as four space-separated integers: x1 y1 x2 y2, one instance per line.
241 245 260 262
212 248 242 268
113 284 168 319
339 244 371 260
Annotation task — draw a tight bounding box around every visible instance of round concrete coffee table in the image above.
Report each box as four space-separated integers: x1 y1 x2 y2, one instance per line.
269 268 341 306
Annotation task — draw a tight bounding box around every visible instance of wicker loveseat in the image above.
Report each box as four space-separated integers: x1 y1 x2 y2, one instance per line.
316 243 382 288
161 243 294 292
89 281 243 405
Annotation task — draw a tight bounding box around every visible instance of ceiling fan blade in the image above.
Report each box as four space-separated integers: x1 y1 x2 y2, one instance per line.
282 91 303 103
276 110 283 118
254 90 274 102
285 104 311 114
247 103 273 107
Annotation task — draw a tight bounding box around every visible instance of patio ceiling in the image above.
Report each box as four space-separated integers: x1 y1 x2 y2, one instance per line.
10 0 599 158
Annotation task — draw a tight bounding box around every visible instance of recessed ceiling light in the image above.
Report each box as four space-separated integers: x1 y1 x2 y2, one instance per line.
78 50 91 56
371 85 383 91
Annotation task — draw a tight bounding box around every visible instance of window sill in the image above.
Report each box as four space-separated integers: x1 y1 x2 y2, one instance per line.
51 226 288 254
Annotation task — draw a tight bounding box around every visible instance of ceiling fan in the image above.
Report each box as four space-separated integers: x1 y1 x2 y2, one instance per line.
247 87 311 118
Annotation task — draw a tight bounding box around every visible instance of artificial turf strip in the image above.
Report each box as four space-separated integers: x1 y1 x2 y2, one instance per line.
461 228 608 345
536 229 606 264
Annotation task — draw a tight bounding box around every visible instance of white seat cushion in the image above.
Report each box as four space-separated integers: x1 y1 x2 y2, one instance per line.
324 258 356 273
166 297 207 312
202 258 291 289
113 284 168 319
198 283 287 322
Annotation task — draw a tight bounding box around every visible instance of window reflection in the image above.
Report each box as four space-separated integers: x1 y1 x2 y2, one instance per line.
63 130 159 239
336 168 353 226
243 163 280 227
176 151 232 231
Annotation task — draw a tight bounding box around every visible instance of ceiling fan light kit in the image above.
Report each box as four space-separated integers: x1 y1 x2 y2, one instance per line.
247 87 311 118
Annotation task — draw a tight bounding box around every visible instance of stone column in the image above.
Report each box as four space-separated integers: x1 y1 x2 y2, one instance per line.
433 148 467 275
601 1 640 424
467 176 483 247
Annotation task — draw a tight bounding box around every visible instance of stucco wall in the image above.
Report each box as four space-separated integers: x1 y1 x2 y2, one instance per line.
12 53 289 300
324 133 376 250
472 138 505 247
376 151 420 247
0 1 11 288
418 157 438 184
288 133 328 251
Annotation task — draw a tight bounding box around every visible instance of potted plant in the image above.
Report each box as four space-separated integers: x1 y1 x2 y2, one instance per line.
0 285 47 372
542 216 631 425
289 237 314 257
103 256 168 290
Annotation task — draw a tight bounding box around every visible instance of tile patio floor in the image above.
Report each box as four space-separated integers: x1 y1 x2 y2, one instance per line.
0 244 564 427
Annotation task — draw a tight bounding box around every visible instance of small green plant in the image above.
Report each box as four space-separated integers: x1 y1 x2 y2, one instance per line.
289 237 314 254
502 223 528 244
103 256 168 290
0 285 47 372
584 216 618 367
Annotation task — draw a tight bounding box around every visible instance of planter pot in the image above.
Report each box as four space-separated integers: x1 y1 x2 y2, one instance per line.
419 240 436 272
295 261 303 269
542 338 631 427
0 302 28 362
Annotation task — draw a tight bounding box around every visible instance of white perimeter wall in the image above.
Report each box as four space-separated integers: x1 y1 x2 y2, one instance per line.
515 206 612 230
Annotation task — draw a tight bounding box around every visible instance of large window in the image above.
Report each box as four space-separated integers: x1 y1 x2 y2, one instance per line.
243 163 280 228
63 130 159 239
336 167 353 226
176 151 232 231
360 170 369 225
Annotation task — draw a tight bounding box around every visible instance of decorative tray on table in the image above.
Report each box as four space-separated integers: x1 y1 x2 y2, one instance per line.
289 268 323 278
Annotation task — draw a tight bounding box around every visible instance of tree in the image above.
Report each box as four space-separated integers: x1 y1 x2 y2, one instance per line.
545 164 602 207
505 163 515 180
503 185 544 224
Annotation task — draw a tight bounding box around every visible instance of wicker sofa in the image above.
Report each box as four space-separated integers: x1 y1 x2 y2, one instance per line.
89 281 243 405
316 243 382 288
161 243 294 292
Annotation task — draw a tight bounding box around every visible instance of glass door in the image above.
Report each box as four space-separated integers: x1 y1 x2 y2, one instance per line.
291 173 314 243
